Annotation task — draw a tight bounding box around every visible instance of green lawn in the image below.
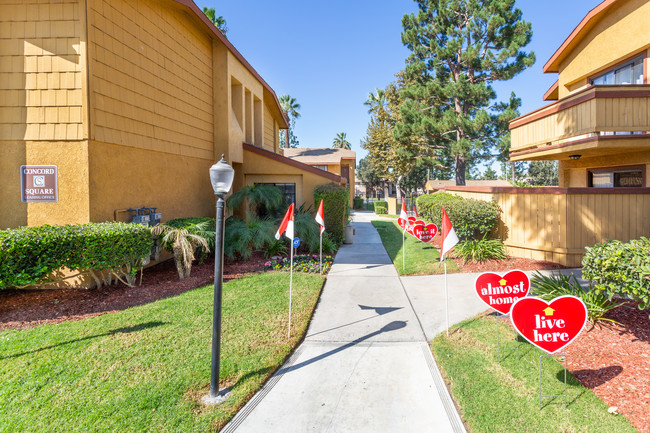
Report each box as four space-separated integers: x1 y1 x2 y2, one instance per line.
431 313 636 433
371 220 459 275
0 272 324 432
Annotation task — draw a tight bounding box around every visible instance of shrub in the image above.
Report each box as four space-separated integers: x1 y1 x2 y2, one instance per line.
416 193 499 240
0 223 152 289
374 200 388 214
166 217 216 259
530 271 625 327
582 237 650 313
224 215 276 260
353 196 364 210
455 237 506 262
314 183 348 244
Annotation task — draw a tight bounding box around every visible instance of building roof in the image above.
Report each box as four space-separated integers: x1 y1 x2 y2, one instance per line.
425 180 512 190
543 0 620 73
171 0 288 129
282 148 356 165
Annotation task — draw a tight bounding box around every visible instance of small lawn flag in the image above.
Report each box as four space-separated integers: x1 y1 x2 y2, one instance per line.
275 203 295 241
276 203 295 338
413 206 419 217
400 201 409 270
440 206 459 336
315 200 325 274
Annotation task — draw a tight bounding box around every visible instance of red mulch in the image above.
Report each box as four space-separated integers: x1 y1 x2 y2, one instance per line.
565 301 650 432
0 253 267 331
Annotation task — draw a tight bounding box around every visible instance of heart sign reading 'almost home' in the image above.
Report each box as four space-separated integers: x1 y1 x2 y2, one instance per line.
474 270 530 315
412 223 438 243
510 296 588 354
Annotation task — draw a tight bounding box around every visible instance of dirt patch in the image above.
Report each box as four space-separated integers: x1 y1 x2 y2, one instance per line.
0 253 267 331
564 301 650 432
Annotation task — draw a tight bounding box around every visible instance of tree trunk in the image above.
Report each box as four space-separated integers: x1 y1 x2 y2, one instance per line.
395 175 404 203
173 247 185 280
455 155 466 186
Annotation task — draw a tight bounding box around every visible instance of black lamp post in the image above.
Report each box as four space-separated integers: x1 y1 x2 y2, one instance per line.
204 154 234 405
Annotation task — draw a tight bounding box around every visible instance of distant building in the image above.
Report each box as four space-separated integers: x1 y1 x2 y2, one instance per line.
282 148 356 206
424 180 511 193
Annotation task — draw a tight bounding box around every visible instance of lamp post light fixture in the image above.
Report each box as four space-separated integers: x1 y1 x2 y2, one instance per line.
203 154 234 405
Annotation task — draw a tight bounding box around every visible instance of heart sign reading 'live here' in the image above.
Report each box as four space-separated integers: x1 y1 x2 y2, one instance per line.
412 223 438 243
510 296 588 354
474 270 530 315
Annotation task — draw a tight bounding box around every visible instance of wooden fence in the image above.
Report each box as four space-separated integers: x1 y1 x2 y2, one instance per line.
444 186 650 267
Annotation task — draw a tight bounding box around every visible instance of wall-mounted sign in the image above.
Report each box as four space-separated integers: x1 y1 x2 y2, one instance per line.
510 295 587 354
474 270 530 315
20 165 58 202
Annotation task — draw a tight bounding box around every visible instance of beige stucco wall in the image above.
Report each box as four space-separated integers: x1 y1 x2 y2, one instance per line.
0 0 89 229
557 0 650 98
558 150 650 188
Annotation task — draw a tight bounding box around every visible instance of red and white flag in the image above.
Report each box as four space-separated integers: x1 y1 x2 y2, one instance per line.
315 200 325 234
275 203 295 240
440 206 459 261
413 206 419 217
400 201 409 229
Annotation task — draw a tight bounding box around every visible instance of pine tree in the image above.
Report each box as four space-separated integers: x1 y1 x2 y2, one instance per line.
397 0 534 185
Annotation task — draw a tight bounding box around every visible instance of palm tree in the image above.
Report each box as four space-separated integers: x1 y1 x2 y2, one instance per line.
151 222 210 280
226 183 283 217
364 88 387 115
279 94 301 148
202 7 228 36
332 132 352 150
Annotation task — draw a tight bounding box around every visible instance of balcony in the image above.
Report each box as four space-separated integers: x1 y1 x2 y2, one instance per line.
509 85 650 161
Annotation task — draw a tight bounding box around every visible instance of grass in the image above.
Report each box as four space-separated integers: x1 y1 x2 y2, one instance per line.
371 220 459 275
431 313 636 433
0 272 324 432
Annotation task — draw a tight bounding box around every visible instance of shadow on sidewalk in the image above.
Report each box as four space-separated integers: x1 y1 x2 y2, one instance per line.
279 321 407 376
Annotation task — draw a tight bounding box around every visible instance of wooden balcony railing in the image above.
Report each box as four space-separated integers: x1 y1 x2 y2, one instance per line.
510 85 650 153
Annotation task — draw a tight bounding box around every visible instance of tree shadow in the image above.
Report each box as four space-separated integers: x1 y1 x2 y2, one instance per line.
2 321 168 360
306 305 403 339
563 365 623 389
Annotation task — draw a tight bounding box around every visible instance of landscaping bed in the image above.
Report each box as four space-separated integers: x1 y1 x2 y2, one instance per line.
0 253 267 331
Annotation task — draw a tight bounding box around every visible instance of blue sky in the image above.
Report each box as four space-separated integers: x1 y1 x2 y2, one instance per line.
204 0 603 172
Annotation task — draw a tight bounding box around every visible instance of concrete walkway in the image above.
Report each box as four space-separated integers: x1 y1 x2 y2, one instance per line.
223 211 466 433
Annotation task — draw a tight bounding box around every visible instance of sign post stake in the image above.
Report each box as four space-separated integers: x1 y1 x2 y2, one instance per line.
444 258 449 336
539 352 567 409
319 231 322 275
495 313 519 362
288 242 294 338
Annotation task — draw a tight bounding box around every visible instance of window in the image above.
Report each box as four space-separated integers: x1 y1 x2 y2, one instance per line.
313 165 328 172
588 168 643 188
257 183 296 205
591 56 644 86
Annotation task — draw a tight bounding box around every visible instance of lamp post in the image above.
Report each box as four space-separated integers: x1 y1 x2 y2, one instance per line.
203 154 234 405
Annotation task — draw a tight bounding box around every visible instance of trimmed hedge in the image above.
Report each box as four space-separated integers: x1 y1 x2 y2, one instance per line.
582 237 650 312
417 193 500 240
374 200 387 214
314 183 348 244
0 222 153 289
353 196 364 210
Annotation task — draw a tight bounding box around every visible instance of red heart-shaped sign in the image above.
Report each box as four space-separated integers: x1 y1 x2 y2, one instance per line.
510 296 587 354
412 223 438 243
474 270 530 315
398 218 407 229
408 216 416 224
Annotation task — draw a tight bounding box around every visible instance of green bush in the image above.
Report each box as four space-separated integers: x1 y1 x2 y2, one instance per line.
353 196 364 210
455 237 506 262
314 183 348 244
0 223 153 289
416 193 499 240
374 200 388 214
166 217 216 259
582 237 650 313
